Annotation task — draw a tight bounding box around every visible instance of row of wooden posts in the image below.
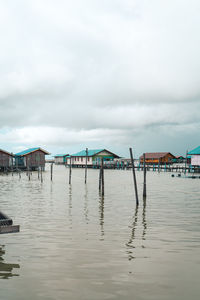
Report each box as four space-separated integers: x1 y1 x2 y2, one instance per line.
12 147 145 206
67 148 145 206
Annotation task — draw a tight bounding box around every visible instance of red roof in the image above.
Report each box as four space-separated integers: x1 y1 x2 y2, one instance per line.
140 152 175 159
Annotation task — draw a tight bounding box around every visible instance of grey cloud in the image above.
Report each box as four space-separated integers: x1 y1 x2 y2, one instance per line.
0 0 200 155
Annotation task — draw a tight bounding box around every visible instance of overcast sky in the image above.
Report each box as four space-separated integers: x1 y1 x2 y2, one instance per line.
0 0 200 157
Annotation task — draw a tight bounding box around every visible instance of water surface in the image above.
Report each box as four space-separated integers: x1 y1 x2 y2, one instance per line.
0 166 200 299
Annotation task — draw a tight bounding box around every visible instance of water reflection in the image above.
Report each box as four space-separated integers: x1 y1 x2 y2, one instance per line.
0 246 20 279
84 185 89 223
126 203 147 260
142 202 147 241
126 206 138 260
68 185 72 228
99 194 104 239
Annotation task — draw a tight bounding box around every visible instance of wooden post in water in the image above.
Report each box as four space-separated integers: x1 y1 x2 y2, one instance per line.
38 166 40 179
85 148 88 184
143 153 147 198
28 167 31 181
41 166 43 183
69 156 72 184
50 163 53 181
11 153 14 176
101 158 104 196
185 150 188 174
129 148 139 206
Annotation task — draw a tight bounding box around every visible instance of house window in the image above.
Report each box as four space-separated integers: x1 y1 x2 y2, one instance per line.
88 157 90 162
81 157 83 162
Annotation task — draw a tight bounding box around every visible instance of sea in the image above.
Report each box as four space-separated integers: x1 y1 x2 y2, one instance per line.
0 165 199 300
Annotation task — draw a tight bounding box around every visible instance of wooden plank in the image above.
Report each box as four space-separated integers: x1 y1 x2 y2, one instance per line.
0 225 20 234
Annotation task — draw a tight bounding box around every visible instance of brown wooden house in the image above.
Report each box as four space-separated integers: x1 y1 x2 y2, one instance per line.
0 149 13 170
15 147 50 170
140 152 175 165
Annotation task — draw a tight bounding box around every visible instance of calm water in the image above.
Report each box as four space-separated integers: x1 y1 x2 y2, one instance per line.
0 165 200 300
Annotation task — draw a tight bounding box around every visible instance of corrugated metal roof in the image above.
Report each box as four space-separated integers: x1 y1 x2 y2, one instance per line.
15 147 50 156
71 149 104 157
188 146 200 155
140 152 174 159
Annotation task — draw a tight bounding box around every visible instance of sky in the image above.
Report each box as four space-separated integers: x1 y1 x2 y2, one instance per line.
0 0 200 158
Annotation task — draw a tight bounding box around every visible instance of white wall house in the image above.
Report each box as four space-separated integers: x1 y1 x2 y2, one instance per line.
54 154 69 165
66 149 120 167
191 155 200 166
188 146 200 166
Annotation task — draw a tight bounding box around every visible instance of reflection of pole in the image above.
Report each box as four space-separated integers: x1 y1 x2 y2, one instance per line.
85 148 88 184
99 167 102 191
142 202 147 240
69 156 72 184
126 205 138 261
101 158 104 196
143 153 147 198
129 148 139 206
99 195 104 238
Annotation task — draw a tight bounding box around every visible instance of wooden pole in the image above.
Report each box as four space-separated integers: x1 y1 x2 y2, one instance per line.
85 148 88 184
41 166 43 183
143 153 147 198
28 167 31 181
38 166 40 179
69 156 72 184
129 148 139 206
101 158 104 196
185 150 188 174
50 163 53 181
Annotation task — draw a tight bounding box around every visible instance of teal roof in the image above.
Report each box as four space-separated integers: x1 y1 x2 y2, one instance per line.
15 147 49 156
71 149 104 157
71 149 120 158
188 146 200 155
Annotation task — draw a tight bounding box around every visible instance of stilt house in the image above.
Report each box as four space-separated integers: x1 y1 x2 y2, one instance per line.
15 147 50 170
188 146 200 166
54 154 69 165
140 152 175 165
0 149 13 171
67 149 120 167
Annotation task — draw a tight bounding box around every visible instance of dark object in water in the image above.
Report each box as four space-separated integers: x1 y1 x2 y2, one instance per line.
0 211 13 226
0 211 20 234
178 173 181 177
171 174 175 177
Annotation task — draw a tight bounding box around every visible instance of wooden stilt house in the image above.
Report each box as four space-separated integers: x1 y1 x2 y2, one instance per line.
0 149 13 171
15 147 50 170
140 152 175 165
